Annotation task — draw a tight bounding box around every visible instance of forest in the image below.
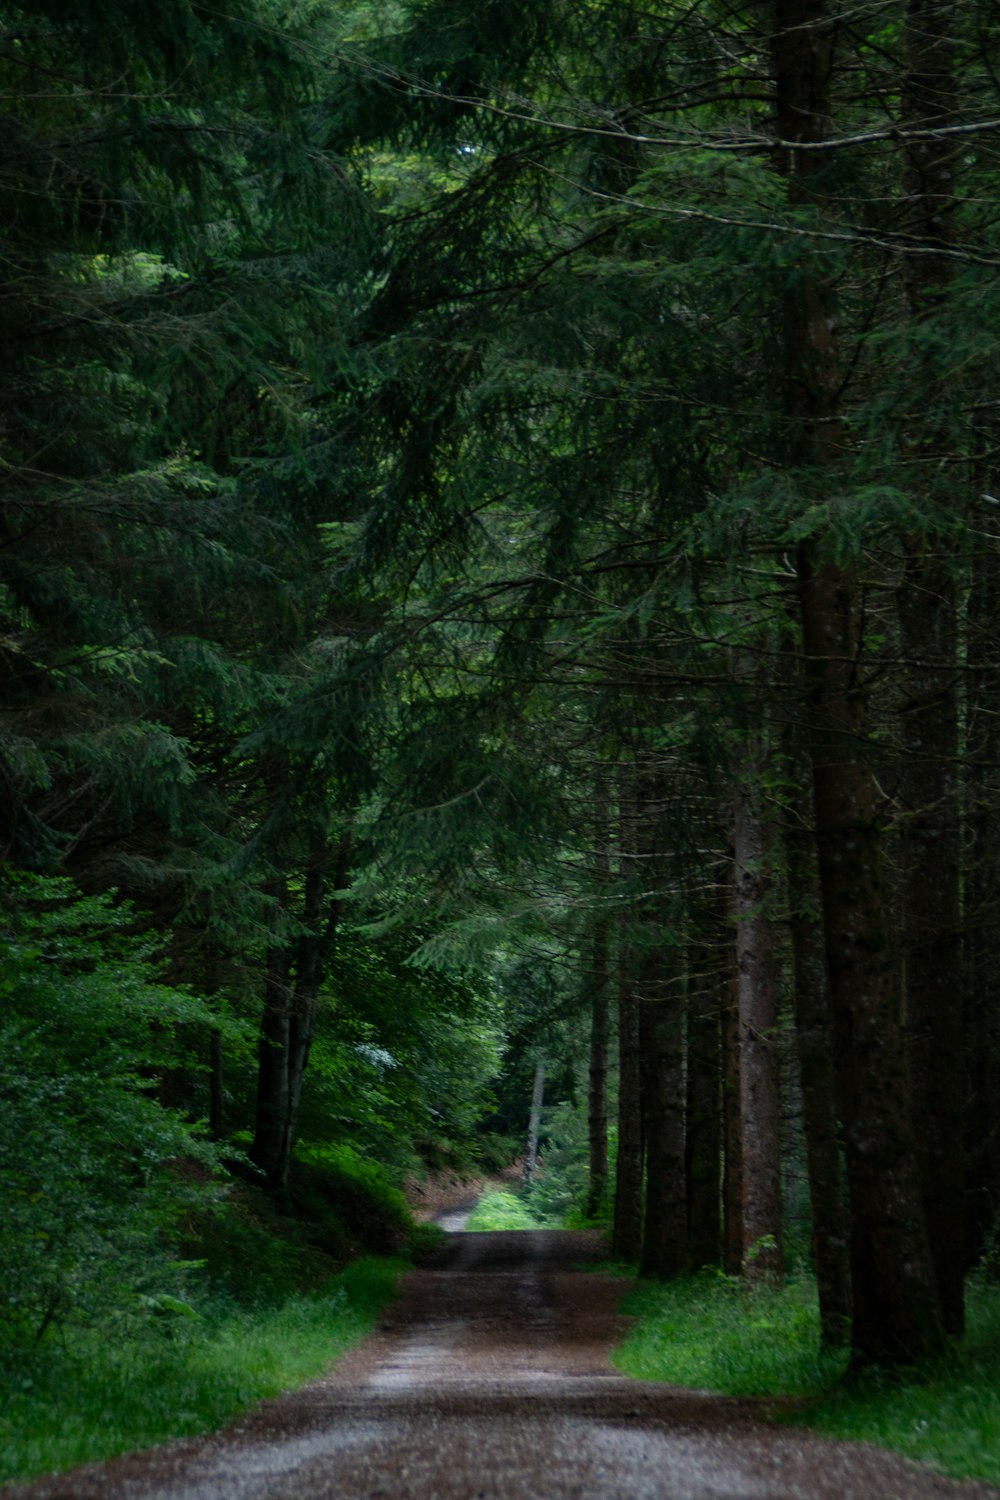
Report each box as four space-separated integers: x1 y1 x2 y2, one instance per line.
3 0 1000 1476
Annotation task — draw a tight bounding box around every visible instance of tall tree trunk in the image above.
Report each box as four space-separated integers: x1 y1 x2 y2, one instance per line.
722 948 743 1278
895 0 963 1338
586 784 612 1217
613 941 644 1259
785 794 851 1346
640 973 688 1278
686 921 722 1270
251 878 291 1182
276 850 327 1189
613 777 645 1260
586 916 611 1216
774 0 946 1364
733 765 783 1285
964 507 1000 1271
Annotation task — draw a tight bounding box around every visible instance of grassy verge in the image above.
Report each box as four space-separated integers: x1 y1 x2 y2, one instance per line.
614 1270 1000 1486
0 1256 404 1485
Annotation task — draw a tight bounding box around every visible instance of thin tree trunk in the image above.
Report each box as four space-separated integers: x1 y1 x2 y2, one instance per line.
586 915 611 1216
586 784 612 1217
613 777 644 1260
686 920 722 1270
523 1060 546 1182
640 974 688 1278
722 948 743 1278
277 853 327 1189
786 798 851 1347
251 878 291 1182
773 0 947 1364
733 767 783 1285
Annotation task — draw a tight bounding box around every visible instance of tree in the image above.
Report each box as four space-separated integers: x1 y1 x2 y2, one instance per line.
773 0 946 1364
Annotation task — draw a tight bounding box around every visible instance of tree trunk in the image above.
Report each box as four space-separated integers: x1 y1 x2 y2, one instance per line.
894 0 964 1338
613 777 645 1260
686 923 722 1270
733 767 783 1285
586 785 612 1217
964 507 1000 1271
251 879 291 1182
722 950 743 1278
640 975 688 1278
773 0 947 1364
523 1060 546 1182
586 914 611 1216
252 836 350 1189
613 946 644 1259
785 798 851 1346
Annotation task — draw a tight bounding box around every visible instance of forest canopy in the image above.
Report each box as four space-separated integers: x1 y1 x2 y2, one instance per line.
2 0 1000 1388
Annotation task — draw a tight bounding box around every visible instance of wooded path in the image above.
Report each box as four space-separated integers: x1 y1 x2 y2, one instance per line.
7 1230 999 1500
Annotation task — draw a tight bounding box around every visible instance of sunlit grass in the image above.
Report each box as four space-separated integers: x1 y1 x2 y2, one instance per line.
0 1257 404 1484
614 1269 1000 1486
465 1187 553 1230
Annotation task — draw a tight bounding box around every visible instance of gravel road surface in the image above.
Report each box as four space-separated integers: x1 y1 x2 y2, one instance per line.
6 1229 998 1500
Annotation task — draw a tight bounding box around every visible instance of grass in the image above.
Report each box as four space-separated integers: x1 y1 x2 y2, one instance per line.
465 1187 556 1231
0 1256 404 1485
614 1269 1000 1486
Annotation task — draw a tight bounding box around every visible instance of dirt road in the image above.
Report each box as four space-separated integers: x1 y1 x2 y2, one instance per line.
7 1230 999 1499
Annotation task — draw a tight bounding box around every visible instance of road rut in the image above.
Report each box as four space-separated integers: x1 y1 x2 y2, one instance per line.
6 1229 999 1499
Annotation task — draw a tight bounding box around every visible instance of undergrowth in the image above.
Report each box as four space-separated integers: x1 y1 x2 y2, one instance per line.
615 1269 1000 1486
465 1187 559 1230
0 1256 404 1484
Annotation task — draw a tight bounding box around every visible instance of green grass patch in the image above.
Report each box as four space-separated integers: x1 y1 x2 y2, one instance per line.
615 1268 843 1396
797 1279 1000 1485
0 1256 404 1485
614 1270 1000 1486
465 1187 555 1231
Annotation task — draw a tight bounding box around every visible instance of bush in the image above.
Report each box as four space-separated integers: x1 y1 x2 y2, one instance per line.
0 873 229 1347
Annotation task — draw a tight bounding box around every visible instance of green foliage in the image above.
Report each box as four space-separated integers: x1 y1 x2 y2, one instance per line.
0 873 230 1345
521 1099 594 1225
288 1143 414 1257
0 1257 403 1485
297 932 504 1175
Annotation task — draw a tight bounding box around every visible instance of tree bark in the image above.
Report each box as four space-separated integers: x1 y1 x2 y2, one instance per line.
586 785 612 1217
773 0 947 1364
523 1060 546 1182
586 917 611 1216
251 878 291 1182
894 0 964 1337
640 974 688 1278
785 795 851 1346
722 947 743 1278
732 766 783 1285
613 776 645 1260
686 923 722 1270
964 507 1000 1272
